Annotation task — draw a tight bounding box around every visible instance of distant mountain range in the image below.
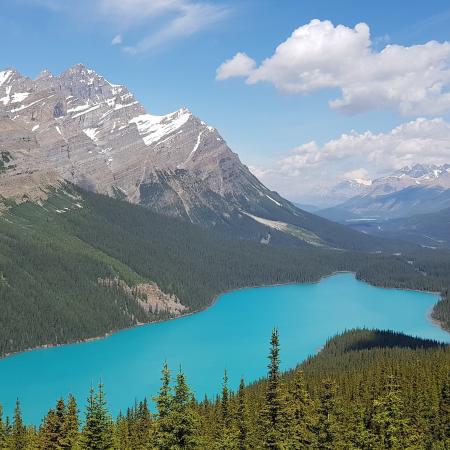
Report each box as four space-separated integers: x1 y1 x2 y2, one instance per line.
345 207 450 249
0 64 394 251
318 164 450 222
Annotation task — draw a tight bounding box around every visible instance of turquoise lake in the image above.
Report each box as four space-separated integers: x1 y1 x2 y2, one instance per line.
0 273 449 423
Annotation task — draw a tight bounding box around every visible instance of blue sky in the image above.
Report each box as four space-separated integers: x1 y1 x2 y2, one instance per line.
3 0 450 202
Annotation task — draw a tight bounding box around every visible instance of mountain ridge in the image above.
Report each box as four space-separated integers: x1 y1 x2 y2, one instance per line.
311 163 450 208
0 64 397 251
317 163 450 221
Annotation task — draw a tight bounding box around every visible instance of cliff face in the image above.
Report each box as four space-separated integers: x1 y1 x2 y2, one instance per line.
0 65 387 250
0 65 283 218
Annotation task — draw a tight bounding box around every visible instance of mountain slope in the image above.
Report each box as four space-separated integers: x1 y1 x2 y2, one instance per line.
2 184 450 356
0 185 349 356
0 64 400 251
345 207 450 249
320 185 450 222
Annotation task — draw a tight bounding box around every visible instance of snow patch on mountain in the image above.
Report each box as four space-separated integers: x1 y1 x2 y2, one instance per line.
187 130 205 159
129 109 191 146
83 128 99 142
0 70 13 86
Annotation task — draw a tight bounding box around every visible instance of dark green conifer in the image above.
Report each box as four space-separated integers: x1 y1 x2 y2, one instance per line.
262 328 285 450
10 399 27 450
316 378 344 450
39 408 60 449
62 394 79 449
373 374 413 450
171 369 199 449
114 413 130 450
155 362 172 419
435 376 450 447
236 378 250 450
0 405 7 450
286 370 317 449
81 383 113 450
153 362 176 449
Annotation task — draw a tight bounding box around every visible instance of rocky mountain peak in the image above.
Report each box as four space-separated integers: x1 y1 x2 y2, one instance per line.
36 69 54 80
0 65 281 221
0 64 390 250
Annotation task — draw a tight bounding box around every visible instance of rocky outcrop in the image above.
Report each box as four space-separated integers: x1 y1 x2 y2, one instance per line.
98 277 187 316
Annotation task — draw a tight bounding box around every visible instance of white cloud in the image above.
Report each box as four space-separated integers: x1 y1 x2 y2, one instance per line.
24 0 230 53
111 34 122 45
217 19 450 116
216 52 256 80
122 2 229 54
256 118 450 202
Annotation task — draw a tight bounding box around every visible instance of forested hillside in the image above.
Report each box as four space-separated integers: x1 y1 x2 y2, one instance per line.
1 329 448 448
1 185 450 357
344 207 450 249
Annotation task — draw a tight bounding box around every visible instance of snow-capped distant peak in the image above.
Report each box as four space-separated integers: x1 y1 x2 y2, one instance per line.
353 178 372 186
36 69 53 79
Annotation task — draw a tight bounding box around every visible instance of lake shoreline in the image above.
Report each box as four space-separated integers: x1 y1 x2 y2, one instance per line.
2 271 447 360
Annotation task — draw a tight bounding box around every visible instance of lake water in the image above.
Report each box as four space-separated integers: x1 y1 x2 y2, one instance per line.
0 273 448 423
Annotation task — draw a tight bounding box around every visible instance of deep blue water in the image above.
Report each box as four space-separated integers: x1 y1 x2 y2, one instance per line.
0 273 448 423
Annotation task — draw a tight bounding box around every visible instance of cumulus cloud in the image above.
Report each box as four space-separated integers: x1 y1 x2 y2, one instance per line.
255 118 450 202
217 19 450 116
216 52 256 80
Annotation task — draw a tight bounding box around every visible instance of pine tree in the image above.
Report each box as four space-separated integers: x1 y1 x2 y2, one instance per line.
81 383 113 450
39 408 60 449
155 362 172 419
62 395 79 449
435 377 450 447
285 370 317 449
373 374 413 450
0 405 6 450
262 328 285 450
345 400 376 450
25 426 40 450
55 398 67 448
236 378 250 450
133 399 152 448
170 369 199 449
221 370 230 427
153 362 176 449
114 413 130 450
11 399 27 450
217 370 238 449
316 378 344 450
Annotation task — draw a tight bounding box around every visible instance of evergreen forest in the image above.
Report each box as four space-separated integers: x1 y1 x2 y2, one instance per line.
0 329 448 449
0 185 450 356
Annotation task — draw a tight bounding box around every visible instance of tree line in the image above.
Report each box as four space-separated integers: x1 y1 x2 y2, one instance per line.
1 329 448 449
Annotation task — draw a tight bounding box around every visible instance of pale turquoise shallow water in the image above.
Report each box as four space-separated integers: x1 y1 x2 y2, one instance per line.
0 273 449 423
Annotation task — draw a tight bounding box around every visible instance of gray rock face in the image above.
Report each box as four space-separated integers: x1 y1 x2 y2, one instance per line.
1 65 387 251
0 64 293 226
